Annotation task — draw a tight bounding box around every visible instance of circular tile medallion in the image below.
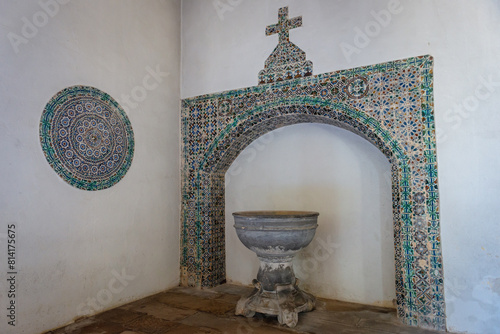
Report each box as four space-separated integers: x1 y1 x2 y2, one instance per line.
40 86 134 190
346 76 369 99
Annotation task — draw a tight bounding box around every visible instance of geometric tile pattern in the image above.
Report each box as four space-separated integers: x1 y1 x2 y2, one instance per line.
181 54 445 331
40 85 134 190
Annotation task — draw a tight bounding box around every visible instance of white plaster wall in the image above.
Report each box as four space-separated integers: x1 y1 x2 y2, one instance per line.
182 1 500 333
225 124 396 307
0 1 180 333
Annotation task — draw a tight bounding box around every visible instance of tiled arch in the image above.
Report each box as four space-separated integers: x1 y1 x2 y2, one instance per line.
181 55 445 330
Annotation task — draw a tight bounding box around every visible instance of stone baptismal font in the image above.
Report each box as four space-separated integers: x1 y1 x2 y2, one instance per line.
233 211 319 327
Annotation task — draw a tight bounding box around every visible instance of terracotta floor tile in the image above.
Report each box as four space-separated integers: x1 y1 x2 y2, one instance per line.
214 292 242 305
211 283 253 296
123 314 177 334
357 316 444 334
78 321 126 334
192 299 236 316
163 323 222 334
180 312 294 334
98 308 144 324
157 292 234 316
156 292 206 308
131 301 197 321
119 295 159 311
47 284 455 334
49 318 97 334
168 286 221 299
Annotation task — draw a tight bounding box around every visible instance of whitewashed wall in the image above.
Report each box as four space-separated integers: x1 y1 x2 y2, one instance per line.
0 1 181 333
181 1 500 333
225 124 396 308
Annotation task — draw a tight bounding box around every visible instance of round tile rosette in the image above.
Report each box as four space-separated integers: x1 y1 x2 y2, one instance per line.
40 86 134 190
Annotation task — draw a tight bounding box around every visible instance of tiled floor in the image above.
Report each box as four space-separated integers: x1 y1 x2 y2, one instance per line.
45 284 448 334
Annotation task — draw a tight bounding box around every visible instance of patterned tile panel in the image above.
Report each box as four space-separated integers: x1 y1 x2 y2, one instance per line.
40 85 134 190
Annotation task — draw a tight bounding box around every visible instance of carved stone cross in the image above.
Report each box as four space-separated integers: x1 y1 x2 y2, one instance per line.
265 7 302 44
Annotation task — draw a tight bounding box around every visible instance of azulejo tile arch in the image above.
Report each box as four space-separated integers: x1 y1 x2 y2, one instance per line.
181 55 444 331
181 6 443 331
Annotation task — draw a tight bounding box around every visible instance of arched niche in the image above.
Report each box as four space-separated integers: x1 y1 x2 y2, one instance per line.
180 55 445 330
224 122 396 307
